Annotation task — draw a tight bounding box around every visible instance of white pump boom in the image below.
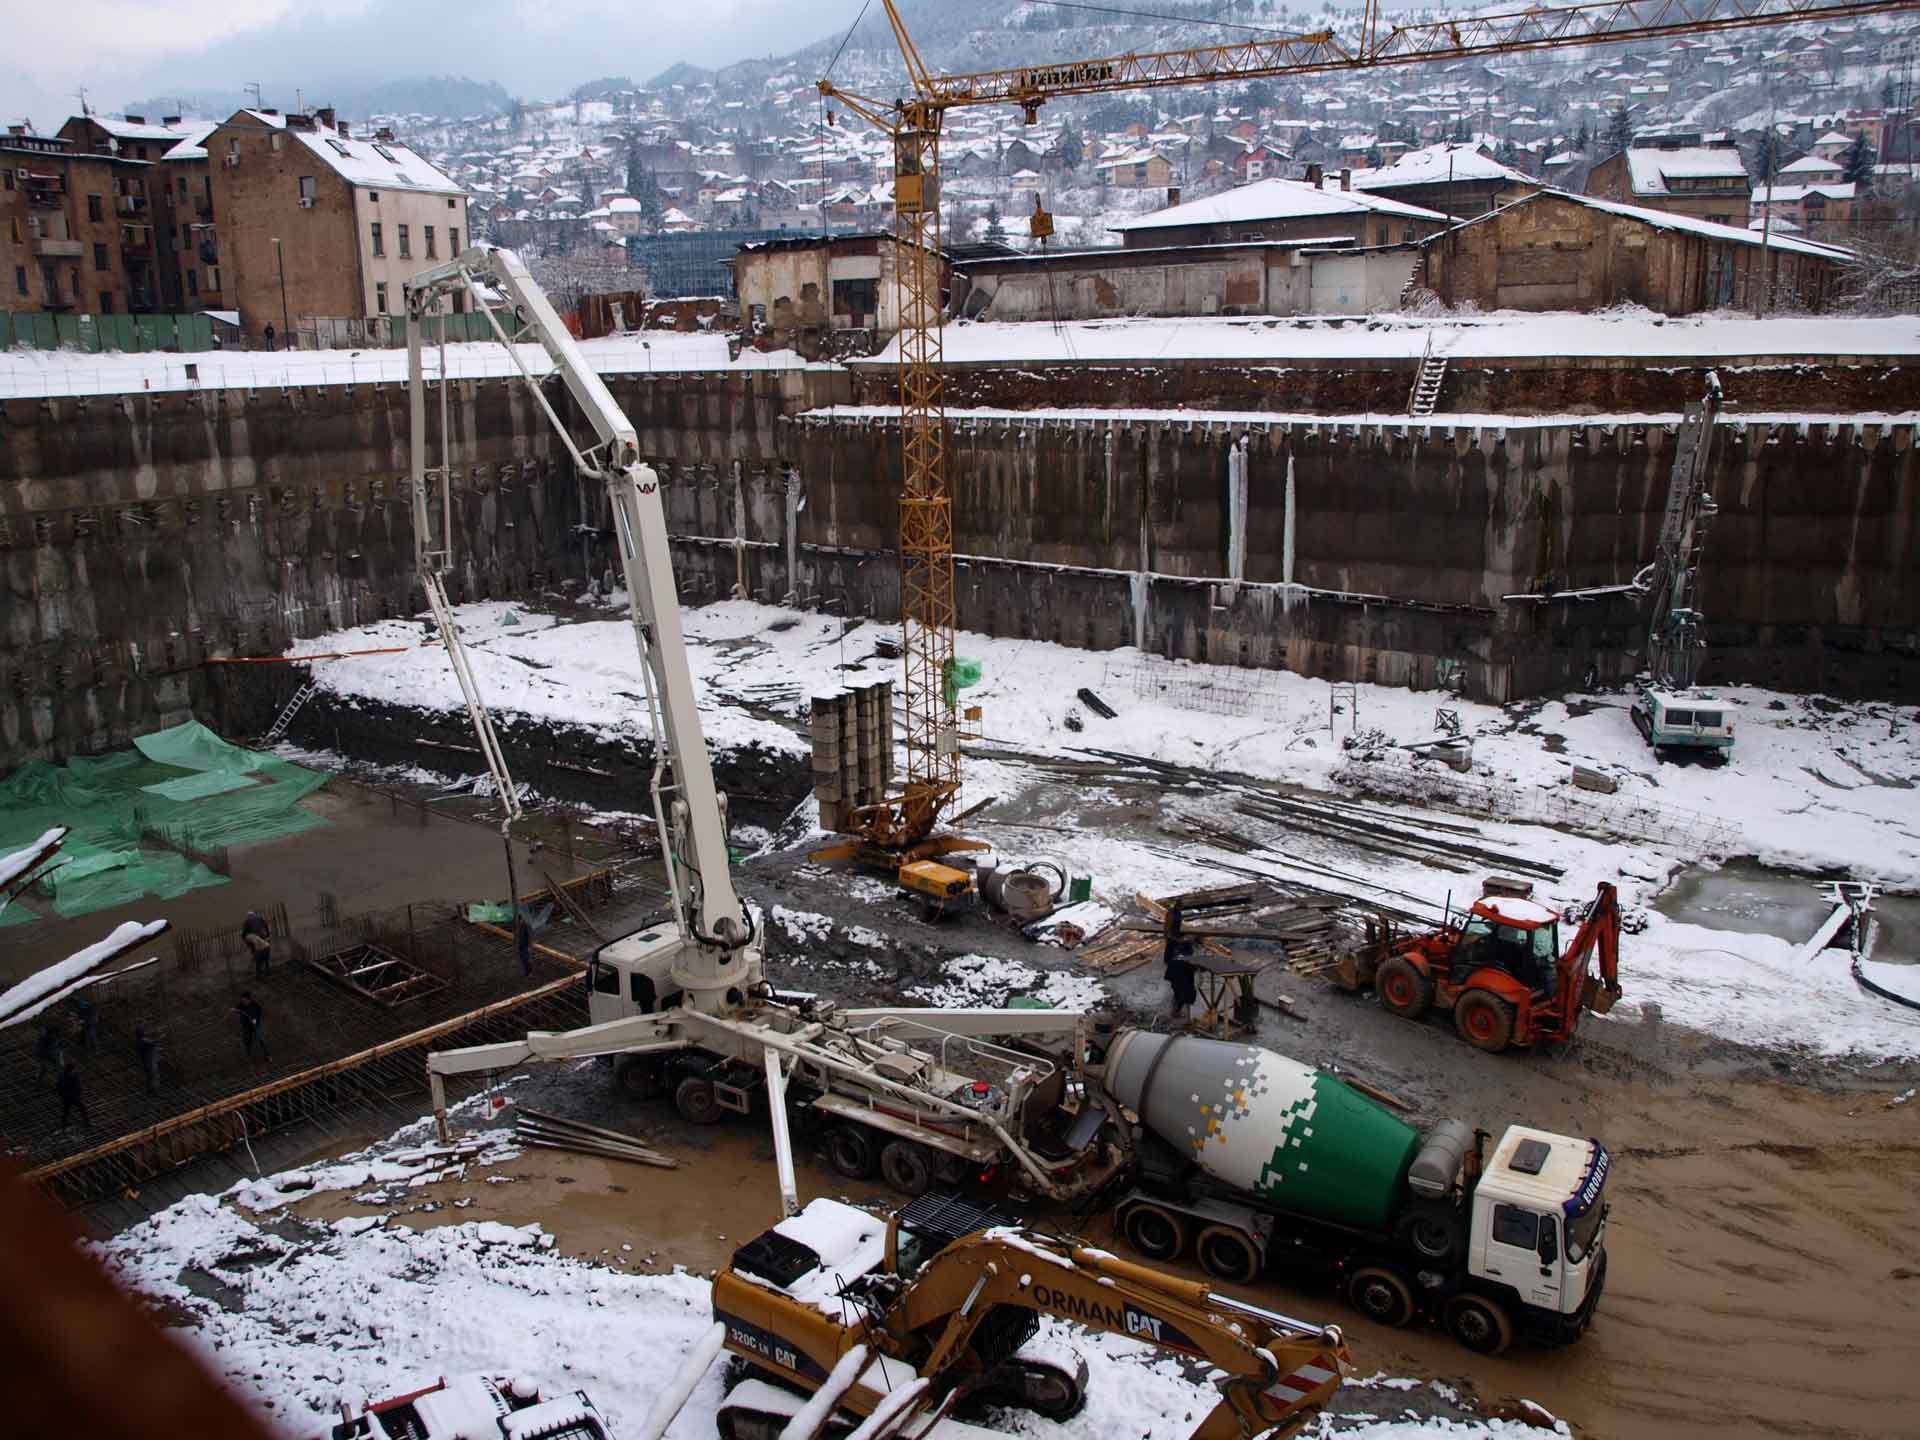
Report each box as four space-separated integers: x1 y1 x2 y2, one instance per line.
403 247 753 998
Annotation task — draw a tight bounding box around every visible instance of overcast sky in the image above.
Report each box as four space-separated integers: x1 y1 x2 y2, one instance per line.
0 0 839 130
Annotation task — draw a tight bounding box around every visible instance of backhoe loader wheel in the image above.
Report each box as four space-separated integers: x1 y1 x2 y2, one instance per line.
879 1139 935 1197
1347 1267 1415 1329
1119 1202 1187 1263
1195 1224 1261 1285
1444 1294 1514 1355
1376 957 1433 1019
1453 992 1516 1053
826 1124 877 1179
674 1075 724 1125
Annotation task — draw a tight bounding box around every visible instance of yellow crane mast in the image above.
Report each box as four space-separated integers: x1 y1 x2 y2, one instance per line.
821 0 1915 867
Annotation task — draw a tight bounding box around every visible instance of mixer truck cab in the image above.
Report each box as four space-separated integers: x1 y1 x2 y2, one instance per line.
1097 1030 1609 1354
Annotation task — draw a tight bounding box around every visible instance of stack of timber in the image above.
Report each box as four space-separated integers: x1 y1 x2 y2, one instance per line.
514 1107 678 1169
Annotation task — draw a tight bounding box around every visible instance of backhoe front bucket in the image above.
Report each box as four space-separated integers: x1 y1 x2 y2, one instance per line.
1582 976 1622 1015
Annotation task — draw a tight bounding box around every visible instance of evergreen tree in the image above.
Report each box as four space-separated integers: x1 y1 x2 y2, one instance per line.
1842 134 1878 189
984 203 1007 244
1753 129 1785 186
1605 104 1633 153
1574 121 1591 152
1882 75 1897 110
1057 127 1084 170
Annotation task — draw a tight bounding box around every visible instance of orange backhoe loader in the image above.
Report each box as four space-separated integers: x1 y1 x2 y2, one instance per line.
1349 880 1623 1054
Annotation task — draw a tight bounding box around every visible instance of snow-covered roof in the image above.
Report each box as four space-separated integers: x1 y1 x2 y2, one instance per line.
1753 181 1857 204
235 110 463 197
1543 152 1576 168
94 115 213 144
607 197 643 213
1346 142 1535 192
1748 215 1802 233
1623 146 1749 194
1780 154 1843 176
1480 188 1852 261
160 121 221 162
1114 177 1446 234
1815 130 1855 146
1093 147 1168 171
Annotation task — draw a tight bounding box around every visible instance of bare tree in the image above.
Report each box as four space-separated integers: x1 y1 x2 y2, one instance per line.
527 242 636 315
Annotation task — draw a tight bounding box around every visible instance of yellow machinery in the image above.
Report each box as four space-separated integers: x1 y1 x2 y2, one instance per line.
704 1193 1352 1440
815 0 1907 895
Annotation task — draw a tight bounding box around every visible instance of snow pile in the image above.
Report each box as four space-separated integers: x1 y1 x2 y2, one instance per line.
0 826 66 893
909 954 1107 1012
0 918 168 1026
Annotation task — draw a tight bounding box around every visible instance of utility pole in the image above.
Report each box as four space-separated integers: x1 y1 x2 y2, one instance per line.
70 87 91 118
1755 85 1777 317
272 236 290 348
245 82 264 112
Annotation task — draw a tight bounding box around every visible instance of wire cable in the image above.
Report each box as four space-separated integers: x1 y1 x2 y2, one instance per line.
826 0 877 81
1027 0 1304 35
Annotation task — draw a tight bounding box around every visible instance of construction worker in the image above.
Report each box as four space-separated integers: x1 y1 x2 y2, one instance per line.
34 1021 64 1084
235 992 269 1060
1164 936 1198 1025
134 1026 161 1096
55 1060 89 1130
70 994 97 1053
241 910 272 978
515 907 534 978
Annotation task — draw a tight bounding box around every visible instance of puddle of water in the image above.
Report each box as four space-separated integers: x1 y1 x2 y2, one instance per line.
1657 860 1920 963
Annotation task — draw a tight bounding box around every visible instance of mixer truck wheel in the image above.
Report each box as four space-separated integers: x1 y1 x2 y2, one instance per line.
826 1124 878 1179
1195 1224 1262 1285
1443 1294 1514 1355
1453 992 1515 1053
1396 1204 1464 1264
1120 1203 1188 1263
1346 1268 1415 1329
1376 957 1432 1019
879 1139 936 1197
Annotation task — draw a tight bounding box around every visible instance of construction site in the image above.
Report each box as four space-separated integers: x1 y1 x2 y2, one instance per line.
4 3 1920 1440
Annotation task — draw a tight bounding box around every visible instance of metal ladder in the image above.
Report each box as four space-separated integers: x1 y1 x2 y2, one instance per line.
1408 342 1448 418
263 680 317 744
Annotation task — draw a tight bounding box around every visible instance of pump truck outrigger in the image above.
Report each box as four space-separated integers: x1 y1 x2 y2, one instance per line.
408 248 1119 1204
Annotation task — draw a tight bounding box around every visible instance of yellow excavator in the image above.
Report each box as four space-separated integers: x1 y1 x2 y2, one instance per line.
695 1193 1350 1440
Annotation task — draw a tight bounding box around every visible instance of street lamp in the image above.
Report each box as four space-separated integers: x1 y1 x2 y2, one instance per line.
271 236 290 348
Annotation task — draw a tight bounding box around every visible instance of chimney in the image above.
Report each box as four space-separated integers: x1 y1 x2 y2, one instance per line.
374 126 395 142
1166 185 1181 206
163 115 181 126
7 124 25 137
1306 161 1323 187
317 107 336 129
1341 167 1352 191
287 112 316 131
262 108 279 116
124 114 145 125
338 120 351 139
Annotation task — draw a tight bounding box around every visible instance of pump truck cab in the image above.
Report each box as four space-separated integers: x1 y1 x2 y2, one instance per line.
1099 1032 1609 1354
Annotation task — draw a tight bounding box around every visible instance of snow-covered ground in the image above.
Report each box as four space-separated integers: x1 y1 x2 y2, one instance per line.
291 598 1920 1061
99 1094 1567 1440
856 311 1920 369
0 330 824 399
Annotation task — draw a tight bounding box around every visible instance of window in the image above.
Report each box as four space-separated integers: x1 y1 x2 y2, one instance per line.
12 266 24 297
227 138 239 162
2 171 10 191
135 145 148 160
370 221 384 256
1491 1205 1540 1250
591 961 620 996
93 243 108 271
326 139 350 157
178 177 187 197
270 133 284 152
186 268 197 295
424 224 435 258
99 292 113 314
397 224 410 258
448 227 459 253
6 218 16 244
446 196 456 209
1375 223 1389 244
298 175 317 204
368 190 379 202
87 194 103 222
375 280 389 313
206 266 219 292
372 144 397 162
1664 709 1694 727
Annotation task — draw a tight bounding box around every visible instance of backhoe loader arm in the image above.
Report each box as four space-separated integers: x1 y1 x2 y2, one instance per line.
1561 882 1622 1015
897 1230 1348 1438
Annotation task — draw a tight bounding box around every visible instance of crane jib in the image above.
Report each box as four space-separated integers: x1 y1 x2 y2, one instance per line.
1015 62 1118 90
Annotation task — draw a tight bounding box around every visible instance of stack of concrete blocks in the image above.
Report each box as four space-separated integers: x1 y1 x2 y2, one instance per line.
810 679 895 833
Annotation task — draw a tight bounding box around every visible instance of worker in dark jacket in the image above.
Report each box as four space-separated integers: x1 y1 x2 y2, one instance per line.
56 1060 89 1130
235 992 269 1059
71 994 97 1052
34 1021 64 1084
134 1026 161 1096
1164 937 1198 1024
242 910 272 977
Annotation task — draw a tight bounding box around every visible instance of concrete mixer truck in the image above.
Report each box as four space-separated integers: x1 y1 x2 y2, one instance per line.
1095 1032 1609 1355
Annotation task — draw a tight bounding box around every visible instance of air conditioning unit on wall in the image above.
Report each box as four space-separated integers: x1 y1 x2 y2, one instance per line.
298 197 315 209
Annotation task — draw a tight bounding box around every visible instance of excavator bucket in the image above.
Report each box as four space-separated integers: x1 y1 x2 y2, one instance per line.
1582 975 1623 1015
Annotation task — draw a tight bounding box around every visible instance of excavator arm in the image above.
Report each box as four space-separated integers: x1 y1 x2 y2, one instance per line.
1559 882 1623 1025
895 1229 1349 1438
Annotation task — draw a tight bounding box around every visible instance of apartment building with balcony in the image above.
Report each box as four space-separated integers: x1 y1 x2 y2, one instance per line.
208 108 468 342
1585 132 1752 227
1 124 155 314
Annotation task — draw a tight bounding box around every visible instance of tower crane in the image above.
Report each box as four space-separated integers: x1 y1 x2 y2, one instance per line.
818 0 1914 860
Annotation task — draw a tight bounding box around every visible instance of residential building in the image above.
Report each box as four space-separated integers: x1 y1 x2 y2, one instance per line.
1094 148 1174 189
0 124 155 314
1111 174 1448 250
1417 189 1850 315
1585 134 1751 226
208 108 468 343
1750 180 1858 236
59 114 216 313
1341 143 1538 219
